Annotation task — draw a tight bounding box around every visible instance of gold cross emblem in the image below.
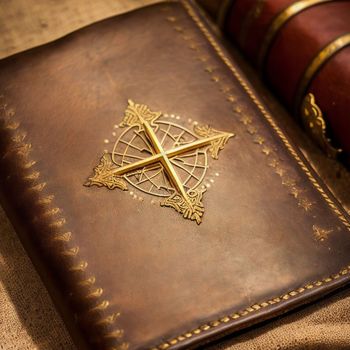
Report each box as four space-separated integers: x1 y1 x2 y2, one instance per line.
85 100 234 224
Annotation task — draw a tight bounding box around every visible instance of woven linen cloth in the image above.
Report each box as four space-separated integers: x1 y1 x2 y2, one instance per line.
1 1 350 349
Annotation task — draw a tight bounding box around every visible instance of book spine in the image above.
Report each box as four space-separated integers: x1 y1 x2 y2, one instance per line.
0 95 128 350
202 0 350 162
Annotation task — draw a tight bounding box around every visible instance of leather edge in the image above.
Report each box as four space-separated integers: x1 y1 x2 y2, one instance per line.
0 101 128 349
148 1 350 349
151 268 350 349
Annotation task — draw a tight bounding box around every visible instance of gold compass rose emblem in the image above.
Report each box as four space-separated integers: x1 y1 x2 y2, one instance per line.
85 100 234 224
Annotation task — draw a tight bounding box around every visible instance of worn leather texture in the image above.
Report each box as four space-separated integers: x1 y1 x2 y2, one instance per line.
1 1 350 349
221 0 350 162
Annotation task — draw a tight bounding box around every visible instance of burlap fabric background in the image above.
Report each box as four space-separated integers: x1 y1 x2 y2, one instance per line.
1 1 350 349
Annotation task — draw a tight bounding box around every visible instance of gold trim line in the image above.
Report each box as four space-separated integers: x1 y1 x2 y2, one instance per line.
258 0 334 70
295 33 350 113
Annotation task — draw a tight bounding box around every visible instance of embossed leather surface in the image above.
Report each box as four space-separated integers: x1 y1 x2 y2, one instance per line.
222 0 350 162
1 1 350 350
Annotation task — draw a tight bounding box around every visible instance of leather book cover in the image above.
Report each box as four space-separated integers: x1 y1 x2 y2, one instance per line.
1 1 350 349
218 0 350 161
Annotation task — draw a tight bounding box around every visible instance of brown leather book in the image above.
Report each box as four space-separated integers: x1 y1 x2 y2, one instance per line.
1 1 350 349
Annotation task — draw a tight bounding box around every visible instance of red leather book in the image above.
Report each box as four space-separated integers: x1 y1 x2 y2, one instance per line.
216 0 350 162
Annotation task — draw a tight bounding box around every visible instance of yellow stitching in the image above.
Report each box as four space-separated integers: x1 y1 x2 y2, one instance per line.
153 264 350 349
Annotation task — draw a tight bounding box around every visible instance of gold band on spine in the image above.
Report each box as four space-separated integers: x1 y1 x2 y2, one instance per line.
294 33 350 113
217 0 234 30
258 0 333 70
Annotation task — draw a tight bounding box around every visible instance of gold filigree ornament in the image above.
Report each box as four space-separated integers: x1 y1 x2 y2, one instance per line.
301 93 342 159
85 100 234 224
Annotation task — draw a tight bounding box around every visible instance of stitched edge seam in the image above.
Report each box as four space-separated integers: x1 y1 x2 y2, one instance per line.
152 265 350 349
